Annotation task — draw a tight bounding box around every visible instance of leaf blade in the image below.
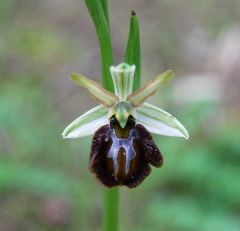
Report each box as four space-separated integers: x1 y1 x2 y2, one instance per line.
85 0 114 92
125 10 141 91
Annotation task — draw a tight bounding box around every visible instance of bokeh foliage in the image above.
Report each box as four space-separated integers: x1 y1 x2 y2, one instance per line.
0 0 240 231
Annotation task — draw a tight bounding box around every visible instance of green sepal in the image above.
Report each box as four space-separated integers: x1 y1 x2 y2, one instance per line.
62 105 109 138
136 103 189 139
110 63 135 101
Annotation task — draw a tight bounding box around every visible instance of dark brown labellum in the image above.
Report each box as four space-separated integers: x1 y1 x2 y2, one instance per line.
89 116 163 188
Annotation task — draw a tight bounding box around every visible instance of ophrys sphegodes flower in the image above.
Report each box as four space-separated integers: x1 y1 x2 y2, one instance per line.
62 63 189 188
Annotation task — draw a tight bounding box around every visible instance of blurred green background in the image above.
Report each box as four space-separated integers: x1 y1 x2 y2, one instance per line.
0 0 240 230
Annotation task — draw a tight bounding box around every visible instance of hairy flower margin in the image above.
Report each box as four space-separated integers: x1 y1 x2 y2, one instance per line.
62 63 189 187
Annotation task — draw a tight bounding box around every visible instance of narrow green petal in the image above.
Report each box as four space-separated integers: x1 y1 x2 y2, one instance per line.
136 103 189 139
71 73 118 108
127 70 173 108
62 105 108 139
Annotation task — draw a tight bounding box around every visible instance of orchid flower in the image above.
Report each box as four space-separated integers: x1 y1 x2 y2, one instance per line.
62 63 189 188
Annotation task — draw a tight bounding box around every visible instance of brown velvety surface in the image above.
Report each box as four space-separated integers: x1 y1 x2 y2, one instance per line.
89 123 163 188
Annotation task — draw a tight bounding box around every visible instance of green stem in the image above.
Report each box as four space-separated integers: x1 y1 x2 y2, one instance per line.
85 1 119 231
103 188 119 231
85 2 141 231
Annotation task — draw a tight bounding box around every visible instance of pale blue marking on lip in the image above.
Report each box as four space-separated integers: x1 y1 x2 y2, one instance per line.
107 128 136 175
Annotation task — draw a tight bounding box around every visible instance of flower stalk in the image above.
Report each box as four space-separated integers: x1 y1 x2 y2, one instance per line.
84 1 133 231
84 1 142 230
